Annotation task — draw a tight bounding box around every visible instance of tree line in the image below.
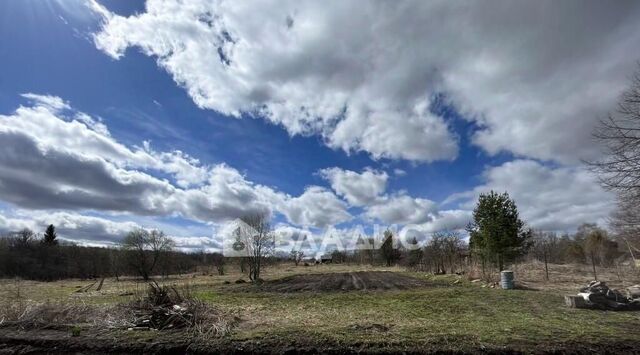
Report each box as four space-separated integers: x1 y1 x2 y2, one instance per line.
0 225 219 281
0 195 633 282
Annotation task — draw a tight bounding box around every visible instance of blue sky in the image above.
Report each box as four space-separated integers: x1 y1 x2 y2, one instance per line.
1 0 638 251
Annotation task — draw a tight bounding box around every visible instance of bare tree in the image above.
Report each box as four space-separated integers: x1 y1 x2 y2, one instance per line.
235 213 274 282
121 229 175 281
290 249 304 266
585 229 607 281
531 231 558 281
442 232 464 274
14 228 36 248
211 253 225 275
590 64 640 246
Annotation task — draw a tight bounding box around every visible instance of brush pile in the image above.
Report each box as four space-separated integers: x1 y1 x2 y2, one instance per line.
130 282 194 330
1 282 234 339
128 282 233 337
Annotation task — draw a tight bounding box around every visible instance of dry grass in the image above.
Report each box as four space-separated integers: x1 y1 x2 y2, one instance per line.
1 262 640 352
514 260 640 292
0 280 234 340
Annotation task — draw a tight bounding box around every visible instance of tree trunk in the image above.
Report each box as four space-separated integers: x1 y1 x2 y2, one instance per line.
591 251 598 281
543 247 549 281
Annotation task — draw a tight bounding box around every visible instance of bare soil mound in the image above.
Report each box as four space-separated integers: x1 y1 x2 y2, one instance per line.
257 271 428 292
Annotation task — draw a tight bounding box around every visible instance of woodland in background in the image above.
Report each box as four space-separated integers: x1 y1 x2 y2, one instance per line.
0 221 633 281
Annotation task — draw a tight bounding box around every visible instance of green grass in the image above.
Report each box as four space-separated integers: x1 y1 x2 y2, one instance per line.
192 277 640 351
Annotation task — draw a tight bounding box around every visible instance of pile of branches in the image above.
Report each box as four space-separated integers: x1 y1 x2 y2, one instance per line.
1 282 235 339
128 282 234 337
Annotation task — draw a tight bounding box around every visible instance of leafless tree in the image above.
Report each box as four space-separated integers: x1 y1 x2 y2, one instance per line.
121 229 175 281
235 213 274 282
531 231 559 281
14 228 36 248
290 249 304 266
585 229 607 281
211 253 225 275
589 64 640 246
442 232 464 274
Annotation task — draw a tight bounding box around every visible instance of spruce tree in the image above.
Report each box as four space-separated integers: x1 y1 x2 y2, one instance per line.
467 191 531 271
43 224 58 246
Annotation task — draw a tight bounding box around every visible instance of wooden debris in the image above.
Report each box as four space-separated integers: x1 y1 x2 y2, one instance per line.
95 277 105 291
564 295 591 309
627 285 640 299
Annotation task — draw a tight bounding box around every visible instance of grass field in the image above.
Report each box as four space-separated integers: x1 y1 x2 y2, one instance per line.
1 263 640 353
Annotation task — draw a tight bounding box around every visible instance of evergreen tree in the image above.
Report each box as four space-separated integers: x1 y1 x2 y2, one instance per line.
42 224 58 246
467 191 531 271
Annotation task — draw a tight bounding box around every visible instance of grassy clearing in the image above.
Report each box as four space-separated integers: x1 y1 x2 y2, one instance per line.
194 276 640 350
2 263 640 352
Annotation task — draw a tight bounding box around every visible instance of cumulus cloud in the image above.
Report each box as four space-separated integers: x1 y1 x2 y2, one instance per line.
446 160 615 231
0 96 346 230
410 209 472 235
91 0 461 162
318 167 388 206
281 186 351 228
365 194 438 225
0 211 139 245
91 1 640 164
0 210 223 250
11 93 208 188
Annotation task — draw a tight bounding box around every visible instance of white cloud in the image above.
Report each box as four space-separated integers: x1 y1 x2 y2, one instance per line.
0 211 138 245
411 209 472 235
281 186 351 228
20 93 70 111
0 210 223 250
91 0 462 162
365 194 438 225
8 94 208 188
319 167 387 206
446 160 615 231
393 169 407 177
0 96 347 230
91 1 640 164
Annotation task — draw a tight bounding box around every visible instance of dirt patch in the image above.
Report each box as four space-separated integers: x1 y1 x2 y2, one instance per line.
254 271 429 292
4 329 640 354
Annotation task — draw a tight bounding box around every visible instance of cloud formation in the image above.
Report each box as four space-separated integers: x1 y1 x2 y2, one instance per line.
0 95 347 229
446 160 615 231
318 167 388 206
281 186 351 228
92 0 640 163
0 211 139 245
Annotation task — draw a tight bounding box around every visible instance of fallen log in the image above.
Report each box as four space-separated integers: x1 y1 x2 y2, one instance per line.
95 278 105 291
